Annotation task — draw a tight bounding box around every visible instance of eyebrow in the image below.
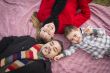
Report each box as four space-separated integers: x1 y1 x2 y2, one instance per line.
52 41 54 45
50 41 54 46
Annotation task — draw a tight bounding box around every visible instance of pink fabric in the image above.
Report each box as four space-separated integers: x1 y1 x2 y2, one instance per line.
0 0 110 73
52 4 110 73
0 0 41 40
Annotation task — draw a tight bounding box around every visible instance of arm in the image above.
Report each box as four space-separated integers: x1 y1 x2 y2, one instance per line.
92 28 106 37
51 0 67 17
37 0 55 22
84 27 106 37
63 46 78 56
0 47 38 67
54 45 78 61
42 0 67 30
71 0 91 27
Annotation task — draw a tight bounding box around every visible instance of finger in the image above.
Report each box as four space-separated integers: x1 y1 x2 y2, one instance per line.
54 57 58 61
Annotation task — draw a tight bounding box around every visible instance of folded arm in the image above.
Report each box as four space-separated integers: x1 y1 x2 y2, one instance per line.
71 0 91 27
84 27 106 37
54 45 78 61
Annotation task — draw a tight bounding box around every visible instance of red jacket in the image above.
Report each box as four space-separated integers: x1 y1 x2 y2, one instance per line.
37 0 92 34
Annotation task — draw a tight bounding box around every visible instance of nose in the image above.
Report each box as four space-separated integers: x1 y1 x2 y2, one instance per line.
73 37 76 41
72 37 78 43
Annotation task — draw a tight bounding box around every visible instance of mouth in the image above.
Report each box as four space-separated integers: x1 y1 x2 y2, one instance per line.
44 47 51 54
76 38 81 43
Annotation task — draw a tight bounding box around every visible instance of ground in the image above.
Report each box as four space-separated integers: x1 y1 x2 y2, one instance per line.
93 0 110 6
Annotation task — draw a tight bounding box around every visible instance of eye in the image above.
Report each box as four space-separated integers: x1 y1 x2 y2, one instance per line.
73 34 77 37
53 47 58 53
43 30 46 32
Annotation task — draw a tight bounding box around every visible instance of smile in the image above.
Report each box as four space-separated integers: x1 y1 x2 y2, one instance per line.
44 47 51 54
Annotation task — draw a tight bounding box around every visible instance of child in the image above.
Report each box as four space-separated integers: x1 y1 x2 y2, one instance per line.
0 39 63 73
54 26 110 61
32 0 92 41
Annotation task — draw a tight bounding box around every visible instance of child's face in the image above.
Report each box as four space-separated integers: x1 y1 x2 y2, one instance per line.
40 22 55 41
66 28 82 44
41 40 62 59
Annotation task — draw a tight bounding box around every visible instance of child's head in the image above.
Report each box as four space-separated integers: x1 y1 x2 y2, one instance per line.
41 40 63 59
64 26 82 44
39 22 55 42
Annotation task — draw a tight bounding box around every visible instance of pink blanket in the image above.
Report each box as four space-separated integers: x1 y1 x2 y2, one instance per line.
0 0 110 73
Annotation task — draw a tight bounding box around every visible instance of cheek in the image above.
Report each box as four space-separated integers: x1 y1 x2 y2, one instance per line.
40 31 45 37
72 40 77 43
67 36 72 41
40 30 48 36
49 51 57 58
51 51 58 56
50 29 55 35
52 29 55 33
77 32 82 37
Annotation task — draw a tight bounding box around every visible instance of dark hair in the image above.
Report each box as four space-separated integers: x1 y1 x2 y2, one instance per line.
42 16 59 32
52 39 64 54
64 25 77 37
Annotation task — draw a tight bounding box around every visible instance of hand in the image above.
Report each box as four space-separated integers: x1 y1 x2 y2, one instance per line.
31 13 40 28
54 54 64 61
84 27 93 35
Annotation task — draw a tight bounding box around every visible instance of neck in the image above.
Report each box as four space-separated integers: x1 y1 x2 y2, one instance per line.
38 51 49 60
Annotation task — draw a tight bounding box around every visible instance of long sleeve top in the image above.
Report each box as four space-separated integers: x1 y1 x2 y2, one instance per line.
37 0 92 33
63 27 110 59
0 44 46 72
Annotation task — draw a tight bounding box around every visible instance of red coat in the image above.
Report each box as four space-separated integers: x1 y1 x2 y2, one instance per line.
37 0 92 34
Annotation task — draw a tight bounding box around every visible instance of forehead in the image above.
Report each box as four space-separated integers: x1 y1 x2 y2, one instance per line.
51 41 62 49
67 30 75 36
45 22 53 26
67 30 79 38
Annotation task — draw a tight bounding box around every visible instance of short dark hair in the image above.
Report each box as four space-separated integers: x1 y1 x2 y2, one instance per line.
64 26 77 37
52 39 64 54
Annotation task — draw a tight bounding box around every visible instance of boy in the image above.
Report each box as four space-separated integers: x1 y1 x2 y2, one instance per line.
0 38 63 73
31 0 92 41
54 26 110 61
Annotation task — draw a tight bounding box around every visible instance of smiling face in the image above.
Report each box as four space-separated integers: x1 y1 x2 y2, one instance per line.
41 40 62 59
66 28 82 44
39 22 55 41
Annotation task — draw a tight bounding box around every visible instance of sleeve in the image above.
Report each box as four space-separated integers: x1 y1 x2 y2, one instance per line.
37 0 55 22
0 49 37 67
92 28 106 37
63 45 78 56
70 0 91 27
83 26 106 37
42 0 67 31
